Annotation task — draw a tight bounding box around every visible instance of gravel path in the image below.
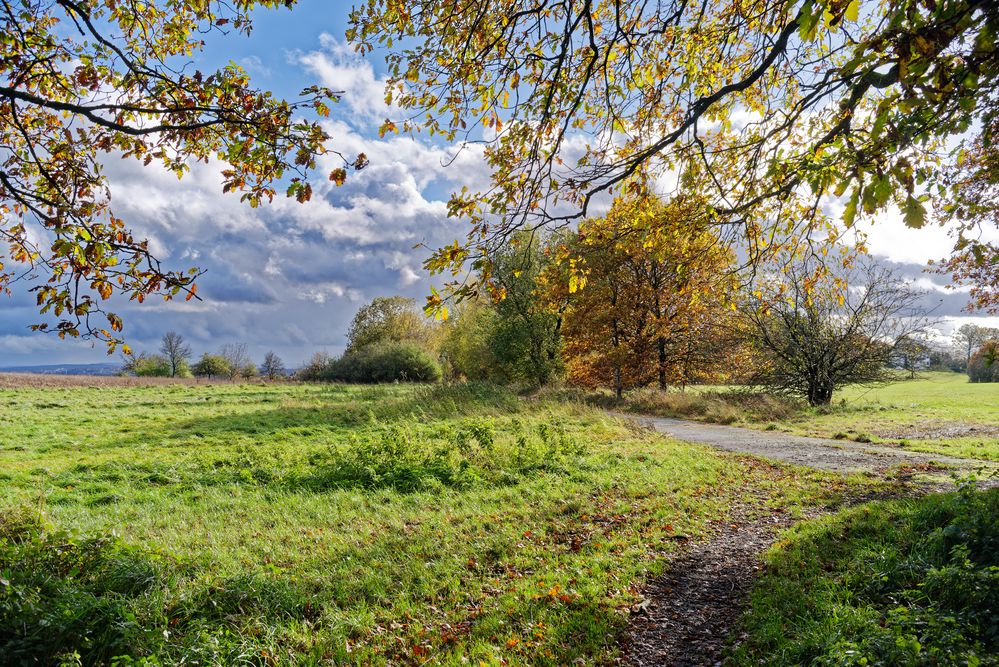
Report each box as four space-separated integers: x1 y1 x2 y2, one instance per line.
615 413 996 476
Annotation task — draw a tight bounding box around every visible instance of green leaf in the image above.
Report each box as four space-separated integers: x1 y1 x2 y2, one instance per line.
902 195 926 229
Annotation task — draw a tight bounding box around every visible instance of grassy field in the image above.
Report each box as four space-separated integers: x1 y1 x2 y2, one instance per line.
0 380 862 665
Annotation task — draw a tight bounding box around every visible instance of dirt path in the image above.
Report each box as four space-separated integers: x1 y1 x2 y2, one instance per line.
621 500 796 666
616 412 997 477
616 413 996 666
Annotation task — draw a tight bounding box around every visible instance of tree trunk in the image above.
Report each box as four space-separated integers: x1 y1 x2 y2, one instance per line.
807 381 834 406
658 336 667 390
615 365 623 400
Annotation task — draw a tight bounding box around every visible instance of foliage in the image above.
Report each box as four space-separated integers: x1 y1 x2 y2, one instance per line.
239 363 259 380
345 296 439 354
968 340 999 383
732 484 999 666
933 113 999 313
744 258 930 405
0 381 856 664
439 297 500 381
485 232 567 386
0 0 365 348
120 352 172 378
955 324 999 366
553 194 740 397
327 341 442 383
350 0 999 311
191 353 231 380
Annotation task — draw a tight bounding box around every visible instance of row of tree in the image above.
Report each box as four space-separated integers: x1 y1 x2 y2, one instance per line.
121 335 285 381
312 193 997 404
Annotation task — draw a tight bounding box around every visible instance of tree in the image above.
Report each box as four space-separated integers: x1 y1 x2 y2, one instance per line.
1 0 365 349
954 324 999 366
260 352 285 381
192 353 231 380
487 232 568 386
892 335 931 379
350 0 999 309
239 363 259 380
439 297 499 381
744 258 931 405
345 297 437 353
932 113 999 312
218 343 251 381
160 332 192 378
553 194 738 397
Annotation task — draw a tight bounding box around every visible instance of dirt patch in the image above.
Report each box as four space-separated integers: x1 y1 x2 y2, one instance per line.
874 422 999 440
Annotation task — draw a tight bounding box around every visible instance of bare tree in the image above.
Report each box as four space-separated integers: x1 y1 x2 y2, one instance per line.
160 332 192 378
892 335 931 380
260 352 285 381
744 259 932 406
219 343 251 381
954 324 999 366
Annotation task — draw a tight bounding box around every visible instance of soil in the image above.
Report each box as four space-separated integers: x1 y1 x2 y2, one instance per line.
619 500 795 666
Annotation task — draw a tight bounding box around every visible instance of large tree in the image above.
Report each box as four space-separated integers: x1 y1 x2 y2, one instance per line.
555 194 737 397
1 0 362 350
744 258 931 405
350 0 999 310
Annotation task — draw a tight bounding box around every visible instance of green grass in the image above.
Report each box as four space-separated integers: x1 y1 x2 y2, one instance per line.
731 483 999 666
0 381 856 665
775 373 999 461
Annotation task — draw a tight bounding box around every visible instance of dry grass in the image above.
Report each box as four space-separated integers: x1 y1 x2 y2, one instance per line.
540 385 801 425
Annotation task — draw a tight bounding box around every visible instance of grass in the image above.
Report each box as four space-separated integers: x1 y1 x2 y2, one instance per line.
0 381 859 665
731 483 999 666
575 372 999 462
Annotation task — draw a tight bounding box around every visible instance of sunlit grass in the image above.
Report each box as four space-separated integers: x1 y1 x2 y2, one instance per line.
0 382 860 665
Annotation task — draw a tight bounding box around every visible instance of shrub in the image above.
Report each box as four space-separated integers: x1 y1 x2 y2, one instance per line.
327 342 442 384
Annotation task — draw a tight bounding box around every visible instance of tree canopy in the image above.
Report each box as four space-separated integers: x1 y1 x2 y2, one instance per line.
349 0 999 309
1 0 361 350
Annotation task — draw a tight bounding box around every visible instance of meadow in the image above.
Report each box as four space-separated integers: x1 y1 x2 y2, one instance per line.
0 380 861 665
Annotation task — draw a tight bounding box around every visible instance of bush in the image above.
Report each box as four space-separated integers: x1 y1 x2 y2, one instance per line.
300 342 441 384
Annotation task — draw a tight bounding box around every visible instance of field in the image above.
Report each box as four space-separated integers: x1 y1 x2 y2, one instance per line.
0 380 861 665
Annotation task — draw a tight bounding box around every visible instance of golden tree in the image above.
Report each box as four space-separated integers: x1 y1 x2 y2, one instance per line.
553 193 738 397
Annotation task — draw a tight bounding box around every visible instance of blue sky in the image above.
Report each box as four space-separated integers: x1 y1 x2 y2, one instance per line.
1 1 996 368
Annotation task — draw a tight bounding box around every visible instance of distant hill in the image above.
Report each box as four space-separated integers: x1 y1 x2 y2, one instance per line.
0 362 120 376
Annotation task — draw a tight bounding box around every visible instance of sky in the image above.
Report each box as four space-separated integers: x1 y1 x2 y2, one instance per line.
1 0 997 368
